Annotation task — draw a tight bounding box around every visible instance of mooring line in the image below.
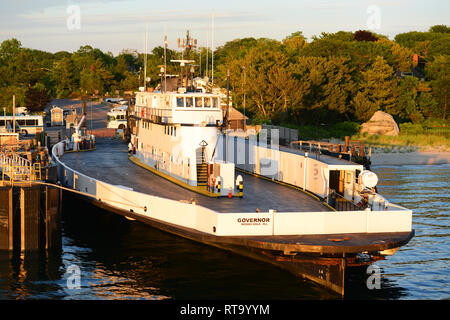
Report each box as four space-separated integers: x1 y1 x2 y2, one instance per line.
8 180 147 211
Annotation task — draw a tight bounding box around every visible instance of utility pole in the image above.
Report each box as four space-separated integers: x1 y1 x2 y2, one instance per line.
12 95 15 133
242 66 246 130
164 35 167 93
225 69 230 162
226 69 230 122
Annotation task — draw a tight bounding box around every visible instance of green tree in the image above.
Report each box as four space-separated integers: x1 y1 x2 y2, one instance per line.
352 56 397 121
52 57 77 98
0 86 27 112
426 55 449 119
282 31 307 57
25 83 51 113
429 25 450 33
80 59 114 95
290 56 355 123
417 91 438 119
389 77 423 122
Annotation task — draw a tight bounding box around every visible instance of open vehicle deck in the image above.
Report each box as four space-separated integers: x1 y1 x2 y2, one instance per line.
61 138 329 214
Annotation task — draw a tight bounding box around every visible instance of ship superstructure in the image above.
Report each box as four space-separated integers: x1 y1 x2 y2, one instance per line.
128 29 239 196
131 92 230 186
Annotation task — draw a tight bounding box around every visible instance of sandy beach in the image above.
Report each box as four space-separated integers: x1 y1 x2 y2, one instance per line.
370 151 450 166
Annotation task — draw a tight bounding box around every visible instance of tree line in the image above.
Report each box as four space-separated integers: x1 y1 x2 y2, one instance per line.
0 26 448 127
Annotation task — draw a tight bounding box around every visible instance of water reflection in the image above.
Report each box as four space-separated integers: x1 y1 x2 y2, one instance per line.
373 164 450 300
0 248 64 299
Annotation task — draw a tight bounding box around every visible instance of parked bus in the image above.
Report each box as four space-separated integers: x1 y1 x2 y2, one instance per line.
106 107 127 130
0 115 44 135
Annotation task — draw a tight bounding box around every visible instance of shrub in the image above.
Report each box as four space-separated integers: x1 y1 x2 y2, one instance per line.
329 121 361 139
399 122 424 135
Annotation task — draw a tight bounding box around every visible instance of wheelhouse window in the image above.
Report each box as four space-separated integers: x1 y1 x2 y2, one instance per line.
176 97 184 107
204 98 211 108
185 97 193 108
195 97 203 108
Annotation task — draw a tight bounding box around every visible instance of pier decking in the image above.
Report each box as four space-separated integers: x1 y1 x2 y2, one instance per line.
61 138 329 214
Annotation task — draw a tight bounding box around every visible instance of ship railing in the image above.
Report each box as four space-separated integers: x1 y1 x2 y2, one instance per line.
133 106 174 122
327 189 360 211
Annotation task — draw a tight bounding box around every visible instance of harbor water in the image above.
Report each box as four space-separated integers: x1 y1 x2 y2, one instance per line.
0 164 448 300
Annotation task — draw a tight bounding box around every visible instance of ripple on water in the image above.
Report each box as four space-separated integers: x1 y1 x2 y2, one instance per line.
373 165 450 299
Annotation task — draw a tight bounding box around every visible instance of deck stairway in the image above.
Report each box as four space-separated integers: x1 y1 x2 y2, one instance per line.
196 147 208 187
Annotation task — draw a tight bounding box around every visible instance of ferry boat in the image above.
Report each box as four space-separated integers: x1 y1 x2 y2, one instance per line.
51 33 414 296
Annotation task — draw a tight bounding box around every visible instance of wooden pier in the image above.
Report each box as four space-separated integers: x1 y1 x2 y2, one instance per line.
1 144 61 252
0 182 61 252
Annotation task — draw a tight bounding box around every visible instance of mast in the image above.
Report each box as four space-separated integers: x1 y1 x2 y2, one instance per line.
206 29 209 79
144 23 148 91
164 35 167 92
211 11 214 84
177 30 197 90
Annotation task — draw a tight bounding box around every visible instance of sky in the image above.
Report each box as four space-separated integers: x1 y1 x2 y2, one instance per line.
0 0 448 55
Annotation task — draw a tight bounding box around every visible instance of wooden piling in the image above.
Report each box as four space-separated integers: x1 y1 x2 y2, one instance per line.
20 185 41 252
0 187 13 250
45 186 60 250
0 183 60 252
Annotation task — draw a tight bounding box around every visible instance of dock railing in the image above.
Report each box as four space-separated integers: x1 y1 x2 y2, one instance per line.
1 151 41 184
291 137 371 164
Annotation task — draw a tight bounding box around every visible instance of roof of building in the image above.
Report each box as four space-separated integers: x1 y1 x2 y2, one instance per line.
225 106 249 121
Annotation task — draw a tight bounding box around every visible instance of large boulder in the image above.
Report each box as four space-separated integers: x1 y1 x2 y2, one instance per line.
361 111 399 136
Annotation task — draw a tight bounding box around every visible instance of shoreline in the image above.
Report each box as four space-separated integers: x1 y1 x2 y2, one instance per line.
370 151 450 166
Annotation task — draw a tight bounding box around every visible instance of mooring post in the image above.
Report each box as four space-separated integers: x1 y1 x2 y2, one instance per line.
0 186 13 250
45 186 60 250
20 185 41 251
